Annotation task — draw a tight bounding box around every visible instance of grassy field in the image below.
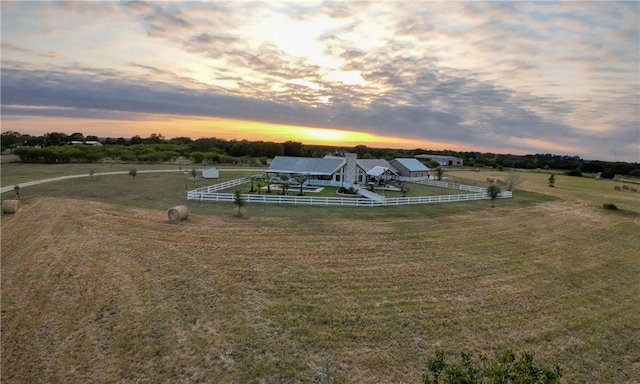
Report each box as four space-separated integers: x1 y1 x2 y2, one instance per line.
2 162 639 383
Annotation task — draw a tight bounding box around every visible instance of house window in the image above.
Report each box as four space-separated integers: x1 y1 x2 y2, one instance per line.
335 175 341 182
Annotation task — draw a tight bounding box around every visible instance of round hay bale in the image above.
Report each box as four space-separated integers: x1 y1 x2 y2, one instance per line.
167 205 189 221
2 200 21 214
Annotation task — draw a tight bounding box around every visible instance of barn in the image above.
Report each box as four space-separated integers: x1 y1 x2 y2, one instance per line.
389 158 430 178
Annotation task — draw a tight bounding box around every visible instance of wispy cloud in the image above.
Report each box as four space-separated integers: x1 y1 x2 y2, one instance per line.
1 1 638 161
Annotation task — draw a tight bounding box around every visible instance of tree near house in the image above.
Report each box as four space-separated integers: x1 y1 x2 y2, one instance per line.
436 167 444 181
277 174 291 195
487 184 501 208
294 174 309 196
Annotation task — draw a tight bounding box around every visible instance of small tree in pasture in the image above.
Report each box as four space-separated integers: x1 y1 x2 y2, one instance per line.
548 174 555 187
13 184 20 200
505 172 524 191
190 168 197 180
487 184 501 208
436 167 444 181
129 168 137 181
233 190 245 217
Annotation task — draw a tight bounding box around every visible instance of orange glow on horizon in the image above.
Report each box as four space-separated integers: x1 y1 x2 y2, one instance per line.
1 113 503 153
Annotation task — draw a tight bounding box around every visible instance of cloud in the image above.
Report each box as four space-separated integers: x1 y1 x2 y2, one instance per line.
1 1 638 161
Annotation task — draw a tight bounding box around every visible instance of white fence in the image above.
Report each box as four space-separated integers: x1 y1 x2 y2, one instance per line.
400 177 488 193
188 177 511 206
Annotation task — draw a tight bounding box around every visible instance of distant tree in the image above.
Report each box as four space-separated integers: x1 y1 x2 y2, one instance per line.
505 172 524 191
1 131 24 149
436 167 444 181
283 140 304 157
130 135 143 145
146 133 165 144
422 349 564 384
129 168 138 181
600 169 615 179
487 184 501 208
233 190 245 217
548 174 555 187
68 132 85 142
191 151 205 164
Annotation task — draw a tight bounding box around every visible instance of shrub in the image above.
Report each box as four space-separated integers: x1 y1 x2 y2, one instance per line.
422 349 564 384
565 169 582 177
603 203 618 210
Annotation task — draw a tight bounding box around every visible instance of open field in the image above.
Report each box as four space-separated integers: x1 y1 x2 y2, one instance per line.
2 163 640 383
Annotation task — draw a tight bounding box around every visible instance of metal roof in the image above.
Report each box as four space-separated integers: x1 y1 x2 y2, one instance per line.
268 156 345 175
415 154 461 161
356 159 398 173
366 165 398 177
392 158 430 172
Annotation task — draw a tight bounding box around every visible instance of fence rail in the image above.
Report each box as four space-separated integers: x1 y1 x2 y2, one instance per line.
188 177 512 206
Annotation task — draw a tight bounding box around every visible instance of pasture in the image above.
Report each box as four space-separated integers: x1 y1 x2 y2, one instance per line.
1 161 639 383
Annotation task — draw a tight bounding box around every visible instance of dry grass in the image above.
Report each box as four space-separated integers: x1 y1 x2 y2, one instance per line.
3 179 639 383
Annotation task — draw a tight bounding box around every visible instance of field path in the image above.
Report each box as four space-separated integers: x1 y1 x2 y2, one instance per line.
0 167 256 194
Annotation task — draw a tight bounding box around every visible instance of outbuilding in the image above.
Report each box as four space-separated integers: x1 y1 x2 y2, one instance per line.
390 158 430 178
202 166 220 179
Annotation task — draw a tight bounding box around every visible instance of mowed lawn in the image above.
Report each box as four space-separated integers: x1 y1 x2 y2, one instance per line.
1 163 639 383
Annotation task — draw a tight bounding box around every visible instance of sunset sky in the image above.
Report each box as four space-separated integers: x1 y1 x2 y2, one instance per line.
1 1 638 162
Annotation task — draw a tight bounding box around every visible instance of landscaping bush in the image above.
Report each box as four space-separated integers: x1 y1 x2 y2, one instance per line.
603 203 618 210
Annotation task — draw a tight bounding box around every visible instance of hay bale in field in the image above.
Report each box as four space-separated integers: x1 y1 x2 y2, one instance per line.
167 205 189 222
486 177 495 183
614 186 621 191
2 200 21 214
622 185 629 190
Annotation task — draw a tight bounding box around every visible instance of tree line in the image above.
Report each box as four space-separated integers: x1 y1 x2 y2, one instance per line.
1 130 638 176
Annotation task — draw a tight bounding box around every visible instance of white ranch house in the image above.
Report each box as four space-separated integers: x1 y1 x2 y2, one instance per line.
187 152 512 207
267 153 430 186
